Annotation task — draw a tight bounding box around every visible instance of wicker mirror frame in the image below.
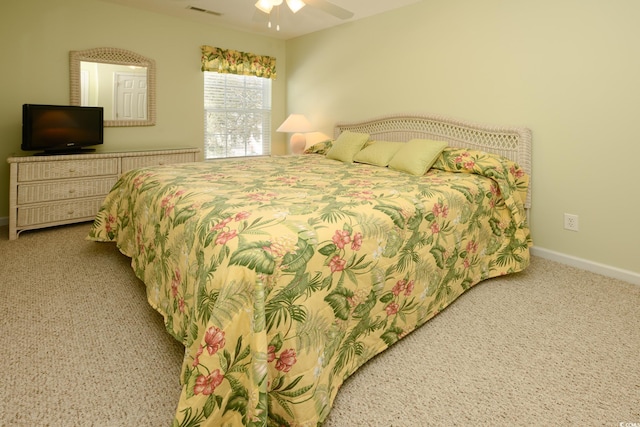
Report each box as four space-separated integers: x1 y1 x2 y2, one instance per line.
69 47 156 127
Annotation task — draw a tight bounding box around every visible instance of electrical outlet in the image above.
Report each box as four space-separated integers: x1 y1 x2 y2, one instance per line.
564 213 579 231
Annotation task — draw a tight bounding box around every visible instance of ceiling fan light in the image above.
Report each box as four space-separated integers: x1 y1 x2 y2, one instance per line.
271 0 284 6
286 0 306 13
255 0 273 14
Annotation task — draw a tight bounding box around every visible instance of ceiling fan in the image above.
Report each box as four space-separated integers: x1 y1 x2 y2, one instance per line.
254 0 354 20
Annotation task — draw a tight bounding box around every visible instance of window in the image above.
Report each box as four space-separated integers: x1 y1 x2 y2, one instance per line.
203 72 272 159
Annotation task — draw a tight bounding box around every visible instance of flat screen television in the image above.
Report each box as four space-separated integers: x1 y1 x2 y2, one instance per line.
22 104 104 155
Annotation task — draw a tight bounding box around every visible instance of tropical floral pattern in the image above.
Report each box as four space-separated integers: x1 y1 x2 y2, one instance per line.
88 149 531 426
303 139 333 155
201 45 277 80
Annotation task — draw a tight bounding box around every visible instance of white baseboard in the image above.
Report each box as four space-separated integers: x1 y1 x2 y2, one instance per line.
531 246 640 286
0 216 7 227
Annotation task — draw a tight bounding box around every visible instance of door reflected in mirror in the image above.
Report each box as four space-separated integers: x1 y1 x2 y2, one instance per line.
70 48 155 127
80 61 148 121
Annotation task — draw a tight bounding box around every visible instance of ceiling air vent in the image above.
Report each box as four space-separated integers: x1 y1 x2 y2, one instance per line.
187 6 222 16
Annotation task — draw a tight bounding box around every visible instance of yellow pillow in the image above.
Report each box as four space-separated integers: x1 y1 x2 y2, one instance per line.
353 141 404 166
326 131 370 163
388 139 448 175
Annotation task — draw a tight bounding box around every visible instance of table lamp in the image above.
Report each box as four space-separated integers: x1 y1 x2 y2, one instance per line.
277 114 314 154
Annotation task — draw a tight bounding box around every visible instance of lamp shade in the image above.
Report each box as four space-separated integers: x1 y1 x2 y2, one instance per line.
286 0 306 13
255 0 273 13
276 114 313 133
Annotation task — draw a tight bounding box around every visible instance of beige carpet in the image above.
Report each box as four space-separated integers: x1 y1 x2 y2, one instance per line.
1 223 638 426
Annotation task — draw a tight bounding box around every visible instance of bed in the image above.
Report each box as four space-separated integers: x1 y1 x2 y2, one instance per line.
88 113 532 426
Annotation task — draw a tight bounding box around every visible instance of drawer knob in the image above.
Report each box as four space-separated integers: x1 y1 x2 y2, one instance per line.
69 189 76 194
69 169 76 173
67 210 74 215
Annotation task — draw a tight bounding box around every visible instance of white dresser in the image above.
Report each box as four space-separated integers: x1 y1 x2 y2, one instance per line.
7 148 199 240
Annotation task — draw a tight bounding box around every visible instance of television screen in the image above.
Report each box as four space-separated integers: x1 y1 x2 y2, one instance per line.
22 104 104 155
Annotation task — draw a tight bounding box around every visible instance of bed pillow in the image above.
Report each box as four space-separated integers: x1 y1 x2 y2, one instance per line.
304 139 333 155
353 141 404 166
326 131 370 163
388 139 449 176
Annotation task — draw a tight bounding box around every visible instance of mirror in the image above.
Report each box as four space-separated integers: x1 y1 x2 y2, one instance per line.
70 47 156 127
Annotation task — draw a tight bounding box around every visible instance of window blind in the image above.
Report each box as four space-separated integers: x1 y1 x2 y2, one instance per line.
203 72 271 159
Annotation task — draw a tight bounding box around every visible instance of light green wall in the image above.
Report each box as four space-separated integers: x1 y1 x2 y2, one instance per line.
286 0 640 274
0 0 288 220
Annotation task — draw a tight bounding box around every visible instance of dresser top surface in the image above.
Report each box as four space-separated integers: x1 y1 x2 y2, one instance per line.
7 148 200 164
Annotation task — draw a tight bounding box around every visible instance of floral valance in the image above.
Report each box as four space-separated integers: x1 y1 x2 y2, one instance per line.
201 45 276 80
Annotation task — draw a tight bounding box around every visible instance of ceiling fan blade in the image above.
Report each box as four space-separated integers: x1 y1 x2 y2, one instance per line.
304 0 354 20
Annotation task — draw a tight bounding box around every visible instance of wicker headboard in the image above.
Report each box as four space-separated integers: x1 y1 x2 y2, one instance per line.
334 113 532 210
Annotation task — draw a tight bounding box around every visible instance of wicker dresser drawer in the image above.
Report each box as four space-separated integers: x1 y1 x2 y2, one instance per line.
7 148 199 240
16 197 107 227
17 176 118 204
121 153 195 172
17 158 119 182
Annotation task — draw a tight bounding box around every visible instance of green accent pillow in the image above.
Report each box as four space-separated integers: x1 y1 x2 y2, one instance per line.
304 139 333 155
353 141 404 166
326 131 370 163
388 139 449 176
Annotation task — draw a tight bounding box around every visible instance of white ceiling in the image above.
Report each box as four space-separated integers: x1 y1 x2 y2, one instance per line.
98 0 422 40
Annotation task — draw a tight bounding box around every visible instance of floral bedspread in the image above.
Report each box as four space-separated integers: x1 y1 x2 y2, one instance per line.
87 149 531 426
